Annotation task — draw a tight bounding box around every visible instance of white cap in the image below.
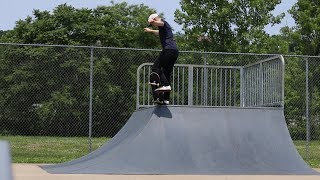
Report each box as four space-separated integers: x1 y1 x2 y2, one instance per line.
148 13 158 23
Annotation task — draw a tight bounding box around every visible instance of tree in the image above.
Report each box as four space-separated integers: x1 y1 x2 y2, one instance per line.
1 2 159 48
0 2 161 137
289 0 320 56
0 30 8 38
275 0 320 140
174 0 284 53
232 0 284 52
175 0 234 52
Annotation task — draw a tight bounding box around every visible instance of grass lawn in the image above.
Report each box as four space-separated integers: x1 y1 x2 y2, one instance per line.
294 140 320 168
0 136 319 168
0 135 109 163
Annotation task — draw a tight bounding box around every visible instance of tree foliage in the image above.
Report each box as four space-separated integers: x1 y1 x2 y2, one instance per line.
289 0 320 56
269 0 320 139
174 0 284 53
1 2 159 48
0 2 161 137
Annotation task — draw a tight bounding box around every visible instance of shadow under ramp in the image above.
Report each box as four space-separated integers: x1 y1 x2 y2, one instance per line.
41 106 319 175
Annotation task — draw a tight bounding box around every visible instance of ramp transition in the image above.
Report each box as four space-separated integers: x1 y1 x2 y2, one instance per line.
41 106 319 175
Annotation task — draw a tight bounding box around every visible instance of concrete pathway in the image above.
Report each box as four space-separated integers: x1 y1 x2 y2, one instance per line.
13 164 320 180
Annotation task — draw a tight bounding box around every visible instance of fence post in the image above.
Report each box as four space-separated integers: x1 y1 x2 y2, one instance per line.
88 47 94 152
305 57 310 160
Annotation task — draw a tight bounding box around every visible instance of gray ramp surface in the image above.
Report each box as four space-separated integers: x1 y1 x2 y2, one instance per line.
41 106 319 175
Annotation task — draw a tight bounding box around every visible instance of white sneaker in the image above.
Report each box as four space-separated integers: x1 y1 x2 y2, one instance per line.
163 100 170 105
155 85 171 92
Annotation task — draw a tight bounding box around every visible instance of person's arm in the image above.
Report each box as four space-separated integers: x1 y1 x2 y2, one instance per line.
144 28 159 36
143 18 165 35
150 19 164 27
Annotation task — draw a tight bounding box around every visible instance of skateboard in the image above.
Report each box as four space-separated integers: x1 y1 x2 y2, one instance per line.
149 72 164 105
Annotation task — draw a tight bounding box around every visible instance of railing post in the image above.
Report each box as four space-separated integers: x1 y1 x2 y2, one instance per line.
203 54 208 106
280 55 285 107
240 67 244 107
188 65 193 106
259 62 263 106
136 66 141 110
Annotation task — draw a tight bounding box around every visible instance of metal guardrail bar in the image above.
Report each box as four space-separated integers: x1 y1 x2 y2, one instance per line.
136 63 242 109
137 55 284 109
241 55 285 107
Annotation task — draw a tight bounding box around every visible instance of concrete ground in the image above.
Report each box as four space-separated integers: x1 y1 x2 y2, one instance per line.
13 164 320 180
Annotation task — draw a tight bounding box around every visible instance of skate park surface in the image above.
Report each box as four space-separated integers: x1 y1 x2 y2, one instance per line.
10 106 320 179
12 164 320 180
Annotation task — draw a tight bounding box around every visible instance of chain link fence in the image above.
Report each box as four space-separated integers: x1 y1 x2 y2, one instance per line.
0 43 319 164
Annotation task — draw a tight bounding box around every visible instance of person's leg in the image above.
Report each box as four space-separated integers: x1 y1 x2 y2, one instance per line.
161 49 179 101
154 50 170 86
156 49 178 86
152 51 163 76
151 52 163 102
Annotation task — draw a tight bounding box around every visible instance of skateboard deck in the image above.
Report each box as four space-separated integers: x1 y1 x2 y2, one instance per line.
149 72 164 104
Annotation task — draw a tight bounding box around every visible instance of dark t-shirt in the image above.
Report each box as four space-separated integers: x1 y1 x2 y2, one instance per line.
158 20 178 50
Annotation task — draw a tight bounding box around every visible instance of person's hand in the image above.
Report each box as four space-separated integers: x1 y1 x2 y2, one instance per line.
144 28 152 32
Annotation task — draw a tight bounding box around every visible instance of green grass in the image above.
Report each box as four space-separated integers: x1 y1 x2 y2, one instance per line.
0 136 319 168
0 136 109 163
294 140 320 168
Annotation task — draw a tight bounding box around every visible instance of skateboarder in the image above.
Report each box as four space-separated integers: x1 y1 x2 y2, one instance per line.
144 13 179 105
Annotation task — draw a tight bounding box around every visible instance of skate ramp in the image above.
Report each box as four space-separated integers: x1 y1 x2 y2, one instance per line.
41 106 318 175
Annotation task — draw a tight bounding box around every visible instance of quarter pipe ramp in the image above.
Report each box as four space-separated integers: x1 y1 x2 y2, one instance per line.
41 106 318 175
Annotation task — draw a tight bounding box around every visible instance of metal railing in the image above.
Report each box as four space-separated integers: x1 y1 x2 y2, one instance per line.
136 55 284 109
136 63 241 108
241 55 285 107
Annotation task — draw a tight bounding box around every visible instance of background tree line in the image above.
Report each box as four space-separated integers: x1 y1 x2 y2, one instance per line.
0 0 319 139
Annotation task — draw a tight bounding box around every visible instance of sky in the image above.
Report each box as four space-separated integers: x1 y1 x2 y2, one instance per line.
0 0 297 35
